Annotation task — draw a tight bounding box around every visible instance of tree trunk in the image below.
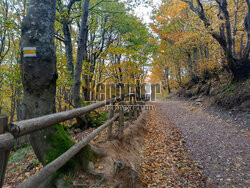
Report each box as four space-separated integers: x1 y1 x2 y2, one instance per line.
230 58 250 81
20 0 74 166
72 0 90 128
16 84 22 121
187 52 196 82
193 47 199 78
232 0 239 57
165 68 171 94
83 56 96 102
62 21 74 80
175 64 182 87
10 86 16 122
72 0 90 108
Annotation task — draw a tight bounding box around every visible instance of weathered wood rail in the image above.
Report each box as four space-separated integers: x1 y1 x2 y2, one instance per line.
0 94 144 188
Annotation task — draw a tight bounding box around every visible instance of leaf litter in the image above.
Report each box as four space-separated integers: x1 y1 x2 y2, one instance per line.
139 109 207 187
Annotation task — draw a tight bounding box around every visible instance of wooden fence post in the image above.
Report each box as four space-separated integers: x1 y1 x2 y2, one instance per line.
107 102 114 140
138 102 141 115
129 95 132 123
0 115 9 187
134 97 138 119
139 101 143 113
118 102 124 139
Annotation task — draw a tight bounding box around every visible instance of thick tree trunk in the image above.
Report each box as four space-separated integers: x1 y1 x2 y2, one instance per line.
230 58 250 81
20 0 73 166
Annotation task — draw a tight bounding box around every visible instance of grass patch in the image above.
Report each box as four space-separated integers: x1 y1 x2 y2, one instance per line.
222 81 241 95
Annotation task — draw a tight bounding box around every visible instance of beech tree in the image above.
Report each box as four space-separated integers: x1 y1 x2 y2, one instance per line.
20 0 74 165
150 0 249 90
181 0 250 80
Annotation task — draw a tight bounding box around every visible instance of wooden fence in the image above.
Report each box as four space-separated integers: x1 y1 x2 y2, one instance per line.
0 94 144 188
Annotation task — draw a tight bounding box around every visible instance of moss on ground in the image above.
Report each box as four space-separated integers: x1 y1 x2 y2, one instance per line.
45 123 100 187
45 124 99 172
45 124 76 172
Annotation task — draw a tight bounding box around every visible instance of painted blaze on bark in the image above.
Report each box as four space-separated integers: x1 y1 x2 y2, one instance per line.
20 0 73 166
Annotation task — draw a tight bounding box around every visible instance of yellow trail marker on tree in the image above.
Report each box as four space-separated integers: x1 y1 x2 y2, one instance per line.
23 47 37 57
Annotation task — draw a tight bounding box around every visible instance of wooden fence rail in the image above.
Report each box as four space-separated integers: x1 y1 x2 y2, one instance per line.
9 98 114 138
17 114 119 188
0 94 144 188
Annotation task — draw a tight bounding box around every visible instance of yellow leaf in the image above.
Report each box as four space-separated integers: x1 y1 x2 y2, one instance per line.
98 165 104 169
180 168 185 174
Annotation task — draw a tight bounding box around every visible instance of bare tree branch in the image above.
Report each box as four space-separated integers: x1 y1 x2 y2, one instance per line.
89 0 114 11
181 0 210 27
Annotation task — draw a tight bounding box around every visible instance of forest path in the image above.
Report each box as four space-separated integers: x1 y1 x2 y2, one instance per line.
145 100 249 187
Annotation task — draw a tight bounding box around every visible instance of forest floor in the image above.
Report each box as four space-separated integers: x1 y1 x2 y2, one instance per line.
4 98 250 187
146 100 249 187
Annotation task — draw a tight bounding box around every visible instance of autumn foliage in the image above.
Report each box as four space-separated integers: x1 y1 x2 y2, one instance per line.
149 0 249 90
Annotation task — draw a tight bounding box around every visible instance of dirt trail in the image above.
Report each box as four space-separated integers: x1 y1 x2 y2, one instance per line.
155 100 250 187
5 99 249 187
76 100 249 187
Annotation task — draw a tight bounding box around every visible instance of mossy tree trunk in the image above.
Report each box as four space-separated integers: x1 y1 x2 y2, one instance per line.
20 0 74 166
20 0 105 176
